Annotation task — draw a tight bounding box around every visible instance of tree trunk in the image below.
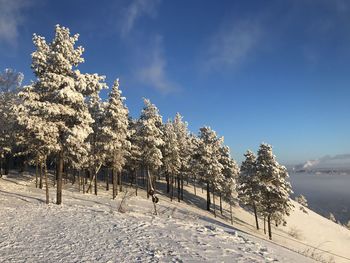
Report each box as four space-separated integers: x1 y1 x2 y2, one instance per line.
119 171 122 192
56 151 63 205
171 175 174 201
112 169 116 199
193 178 196 196
267 214 272 240
0 158 2 178
82 172 85 194
177 175 180 202
35 160 38 188
220 193 223 215
78 171 81 192
181 173 184 200
94 169 98 195
44 163 49 204
146 167 150 199
206 181 211 211
166 172 170 193
213 187 216 217
39 163 43 189
264 216 266 235
106 169 109 191
135 169 138 196
253 203 259 230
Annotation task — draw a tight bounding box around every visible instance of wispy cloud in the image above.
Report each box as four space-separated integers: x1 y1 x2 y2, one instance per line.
0 0 30 45
119 0 160 37
202 19 263 72
137 35 178 94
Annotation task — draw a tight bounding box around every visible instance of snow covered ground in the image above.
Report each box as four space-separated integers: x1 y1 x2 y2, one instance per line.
0 172 348 262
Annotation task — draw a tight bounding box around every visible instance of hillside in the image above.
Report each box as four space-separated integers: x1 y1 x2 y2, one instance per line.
1 171 349 262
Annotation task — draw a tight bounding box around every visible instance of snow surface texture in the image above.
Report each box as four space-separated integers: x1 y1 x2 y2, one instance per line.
0 173 316 263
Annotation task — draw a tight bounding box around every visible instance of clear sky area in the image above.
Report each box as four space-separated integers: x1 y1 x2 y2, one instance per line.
1 0 350 164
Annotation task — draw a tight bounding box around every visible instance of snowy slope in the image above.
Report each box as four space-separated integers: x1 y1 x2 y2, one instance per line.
0 172 318 263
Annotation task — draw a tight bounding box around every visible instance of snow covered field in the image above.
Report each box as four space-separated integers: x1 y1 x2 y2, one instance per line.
0 172 320 263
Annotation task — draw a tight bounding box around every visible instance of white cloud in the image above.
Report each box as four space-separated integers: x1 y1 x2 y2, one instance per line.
203 20 262 71
0 0 29 45
120 0 160 37
137 35 178 94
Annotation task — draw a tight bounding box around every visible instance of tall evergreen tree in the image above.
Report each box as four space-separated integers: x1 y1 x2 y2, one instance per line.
137 98 164 197
256 143 293 239
100 79 130 199
196 127 224 215
238 150 261 230
162 120 181 201
21 25 106 204
0 69 23 176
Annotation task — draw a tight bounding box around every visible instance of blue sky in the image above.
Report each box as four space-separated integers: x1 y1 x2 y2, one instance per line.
1 0 350 164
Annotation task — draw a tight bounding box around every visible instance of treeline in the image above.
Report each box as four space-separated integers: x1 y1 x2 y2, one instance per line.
0 25 293 240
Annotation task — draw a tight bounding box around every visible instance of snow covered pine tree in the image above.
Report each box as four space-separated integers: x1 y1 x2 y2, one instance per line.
21 25 106 204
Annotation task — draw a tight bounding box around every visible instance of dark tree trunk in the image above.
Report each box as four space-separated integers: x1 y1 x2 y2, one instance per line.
135 169 138 196
264 216 266 235
35 161 38 188
181 174 184 200
112 169 116 199
94 170 97 195
267 214 272 240
220 193 223 215
206 181 211 211
56 151 63 205
0 158 2 178
82 171 85 194
39 163 43 189
253 203 259 230
106 169 109 191
193 177 196 196
213 187 216 217
119 171 122 192
177 175 180 202
44 163 49 204
78 171 81 192
171 175 174 201
166 172 170 193
146 167 150 199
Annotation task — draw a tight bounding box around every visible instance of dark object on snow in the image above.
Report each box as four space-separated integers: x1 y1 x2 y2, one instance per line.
152 195 159 204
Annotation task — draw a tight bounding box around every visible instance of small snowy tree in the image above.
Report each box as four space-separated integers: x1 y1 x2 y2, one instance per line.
137 98 164 197
329 213 337 223
295 194 308 213
256 143 293 240
22 25 106 204
238 150 261 230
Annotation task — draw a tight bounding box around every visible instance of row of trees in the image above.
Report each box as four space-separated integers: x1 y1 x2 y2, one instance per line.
0 25 293 239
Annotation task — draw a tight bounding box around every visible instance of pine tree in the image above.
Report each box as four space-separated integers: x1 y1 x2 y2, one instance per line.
256 143 293 240
196 127 224 216
173 113 191 201
162 120 181 201
295 194 308 213
0 69 23 176
21 25 106 204
100 79 130 199
219 145 239 223
238 150 261 230
137 98 164 198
